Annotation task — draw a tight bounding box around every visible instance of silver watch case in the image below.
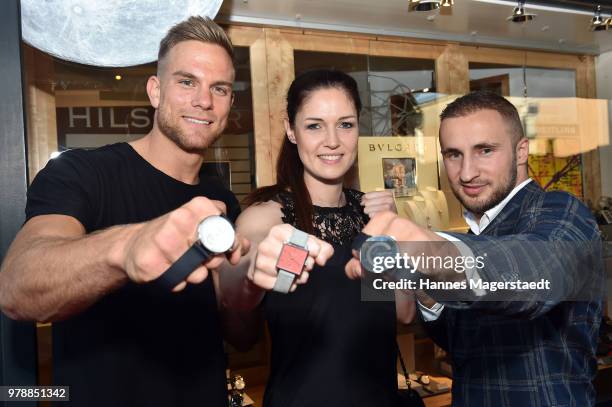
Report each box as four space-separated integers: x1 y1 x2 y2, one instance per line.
197 215 235 254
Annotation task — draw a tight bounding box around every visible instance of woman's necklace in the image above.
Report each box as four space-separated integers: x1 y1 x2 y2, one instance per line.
312 191 345 208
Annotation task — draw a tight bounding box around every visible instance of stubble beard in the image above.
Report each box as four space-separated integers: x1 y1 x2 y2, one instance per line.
452 153 518 216
156 108 222 155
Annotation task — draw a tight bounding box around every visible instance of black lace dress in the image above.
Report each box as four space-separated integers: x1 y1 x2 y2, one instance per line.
262 189 398 407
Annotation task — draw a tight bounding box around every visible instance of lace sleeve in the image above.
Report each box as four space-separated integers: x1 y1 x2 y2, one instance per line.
274 191 296 226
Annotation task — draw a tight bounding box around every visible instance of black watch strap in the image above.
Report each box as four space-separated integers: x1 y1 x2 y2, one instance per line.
351 232 371 254
152 243 211 290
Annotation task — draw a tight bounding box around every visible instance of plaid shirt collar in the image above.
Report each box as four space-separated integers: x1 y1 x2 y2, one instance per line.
463 178 533 235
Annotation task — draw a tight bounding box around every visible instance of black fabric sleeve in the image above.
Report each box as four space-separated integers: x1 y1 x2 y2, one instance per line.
418 308 449 352
26 150 99 230
200 175 241 223
226 191 241 224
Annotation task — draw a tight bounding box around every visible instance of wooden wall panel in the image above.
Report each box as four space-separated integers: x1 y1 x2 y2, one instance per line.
435 45 470 231
264 29 295 183
525 50 583 70
369 40 443 60
23 45 58 183
248 33 275 187
576 55 601 208
436 44 469 95
463 45 583 70
302 29 377 40
283 32 369 55
225 25 264 47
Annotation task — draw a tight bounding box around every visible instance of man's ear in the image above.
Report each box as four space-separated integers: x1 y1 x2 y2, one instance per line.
516 137 529 166
146 75 161 109
284 119 297 144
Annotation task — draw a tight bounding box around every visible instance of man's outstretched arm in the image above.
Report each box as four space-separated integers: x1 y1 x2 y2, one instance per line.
0 197 241 322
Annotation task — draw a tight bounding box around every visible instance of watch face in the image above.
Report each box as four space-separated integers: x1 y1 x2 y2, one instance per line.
359 235 398 274
197 215 235 254
276 244 309 275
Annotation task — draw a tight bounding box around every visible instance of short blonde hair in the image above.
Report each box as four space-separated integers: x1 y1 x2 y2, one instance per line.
157 16 233 74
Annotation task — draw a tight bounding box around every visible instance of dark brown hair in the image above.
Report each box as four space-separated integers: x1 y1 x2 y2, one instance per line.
440 90 524 144
157 16 233 75
243 69 362 233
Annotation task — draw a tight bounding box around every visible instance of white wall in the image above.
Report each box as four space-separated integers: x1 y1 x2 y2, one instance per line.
595 50 612 317
596 51 612 199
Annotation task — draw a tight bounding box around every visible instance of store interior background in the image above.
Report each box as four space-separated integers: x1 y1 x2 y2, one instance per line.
3 0 612 406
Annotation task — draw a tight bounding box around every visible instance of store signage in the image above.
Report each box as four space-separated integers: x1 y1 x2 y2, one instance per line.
535 124 578 137
56 106 252 138
366 142 418 154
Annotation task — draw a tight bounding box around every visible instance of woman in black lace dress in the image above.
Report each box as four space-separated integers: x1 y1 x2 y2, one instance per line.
219 70 415 406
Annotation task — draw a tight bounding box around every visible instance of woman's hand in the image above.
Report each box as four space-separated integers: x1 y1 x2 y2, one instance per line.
249 224 334 293
361 190 397 218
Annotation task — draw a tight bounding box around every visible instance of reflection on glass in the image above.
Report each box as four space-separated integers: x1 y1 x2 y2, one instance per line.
469 62 576 98
469 62 585 199
23 45 256 202
294 51 435 137
368 56 435 137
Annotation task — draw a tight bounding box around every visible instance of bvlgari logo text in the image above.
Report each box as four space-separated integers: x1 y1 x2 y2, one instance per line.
368 143 416 153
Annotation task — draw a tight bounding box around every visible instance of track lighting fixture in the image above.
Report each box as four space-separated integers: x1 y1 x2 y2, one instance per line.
507 0 536 23
591 5 611 32
409 0 441 12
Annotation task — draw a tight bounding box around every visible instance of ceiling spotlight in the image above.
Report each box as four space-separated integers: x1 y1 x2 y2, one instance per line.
441 0 454 6
507 0 536 23
591 5 610 31
409 0 441 12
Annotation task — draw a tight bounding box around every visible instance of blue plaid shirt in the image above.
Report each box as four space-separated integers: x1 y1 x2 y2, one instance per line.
422 182 603 407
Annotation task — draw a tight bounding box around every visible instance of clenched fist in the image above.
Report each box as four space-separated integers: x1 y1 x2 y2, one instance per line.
110 196 249 291
248 224 334 293
361 190 397 218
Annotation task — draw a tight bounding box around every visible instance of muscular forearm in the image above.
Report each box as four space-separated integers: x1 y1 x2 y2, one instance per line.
0 225 136 322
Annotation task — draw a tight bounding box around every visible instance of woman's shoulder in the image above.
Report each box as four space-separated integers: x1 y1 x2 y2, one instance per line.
236 200 284 241
238 200 283 224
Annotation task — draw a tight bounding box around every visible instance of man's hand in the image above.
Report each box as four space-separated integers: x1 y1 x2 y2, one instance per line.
110 196 247 292
345 211 443 279
248 224 334 292
361 190 397 218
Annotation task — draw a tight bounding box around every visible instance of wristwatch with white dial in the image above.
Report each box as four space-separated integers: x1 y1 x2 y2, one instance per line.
272 228 309 294
154 215 235 290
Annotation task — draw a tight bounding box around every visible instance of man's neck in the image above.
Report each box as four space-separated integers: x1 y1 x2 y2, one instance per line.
130 128 204 185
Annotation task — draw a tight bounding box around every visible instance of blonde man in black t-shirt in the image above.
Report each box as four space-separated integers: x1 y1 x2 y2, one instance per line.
0 16 252 407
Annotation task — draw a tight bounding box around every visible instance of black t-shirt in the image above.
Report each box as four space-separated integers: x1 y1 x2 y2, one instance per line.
26 143 240 407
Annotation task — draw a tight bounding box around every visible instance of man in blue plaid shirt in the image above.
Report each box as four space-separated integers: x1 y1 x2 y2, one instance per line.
350 91 604 407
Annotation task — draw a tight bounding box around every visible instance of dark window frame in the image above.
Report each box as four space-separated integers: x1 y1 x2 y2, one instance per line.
0 0 38 400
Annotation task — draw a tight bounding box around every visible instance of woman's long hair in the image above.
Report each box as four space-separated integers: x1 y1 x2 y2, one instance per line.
242 69 362 234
